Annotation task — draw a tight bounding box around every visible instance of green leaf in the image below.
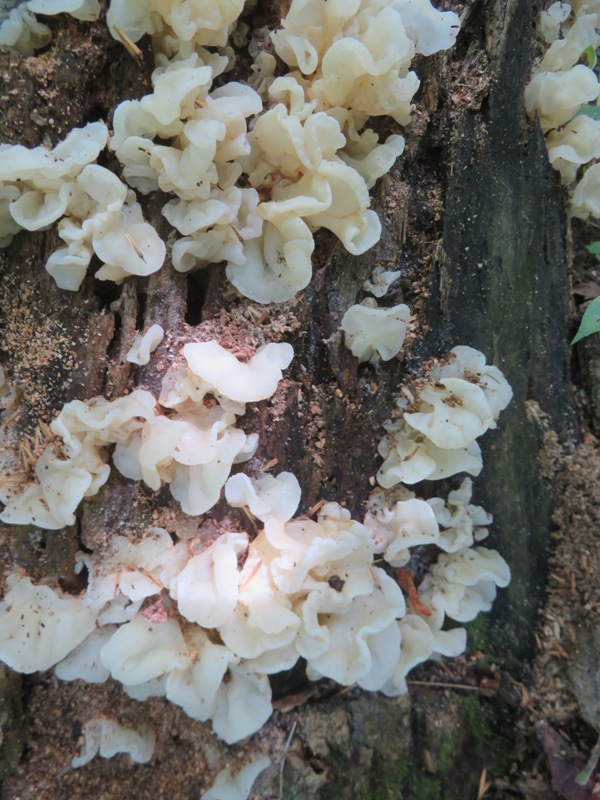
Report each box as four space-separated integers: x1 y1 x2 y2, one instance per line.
572 296 600 344
575 104 600 121
586 241 600 259
583 45 597 68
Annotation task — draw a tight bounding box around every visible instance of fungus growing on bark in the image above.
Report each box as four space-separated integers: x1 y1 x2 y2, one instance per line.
200 755 271 800
527 0 600 222
126 324 165 365
377 346 512 487
0 126 165 289
71 718 155 769
341 300 411 363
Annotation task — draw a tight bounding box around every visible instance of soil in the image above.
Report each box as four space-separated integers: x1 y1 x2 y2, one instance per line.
502 442 600 800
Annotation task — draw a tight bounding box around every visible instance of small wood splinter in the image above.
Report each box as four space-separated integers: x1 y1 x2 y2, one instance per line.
18 440 36 472
403 445 420 462
37 421 56 443
303 499 325 519
259 457 279 473
239 559 263 592
242 506 258 524
114 26 143 59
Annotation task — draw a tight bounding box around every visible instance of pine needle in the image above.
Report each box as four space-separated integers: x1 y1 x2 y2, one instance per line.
477 768 491 799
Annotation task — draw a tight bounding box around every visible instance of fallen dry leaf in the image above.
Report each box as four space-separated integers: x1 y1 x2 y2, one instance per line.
573 281 600 300
537 721 591 800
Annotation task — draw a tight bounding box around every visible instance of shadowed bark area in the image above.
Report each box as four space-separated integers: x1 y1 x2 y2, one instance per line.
436 0 578 663
0 1 581 798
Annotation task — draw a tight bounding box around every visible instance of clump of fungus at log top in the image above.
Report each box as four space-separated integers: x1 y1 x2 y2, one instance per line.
526 1 600 218
0 0 512 791
0 0 461 301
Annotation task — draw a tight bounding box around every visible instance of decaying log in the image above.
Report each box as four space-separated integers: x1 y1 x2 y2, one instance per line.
0 1 580 797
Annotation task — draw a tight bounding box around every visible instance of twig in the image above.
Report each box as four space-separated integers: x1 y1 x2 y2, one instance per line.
297 499 325 520
229 223 244 243
279 720 297 799
407 680 480 691
259 457 279 472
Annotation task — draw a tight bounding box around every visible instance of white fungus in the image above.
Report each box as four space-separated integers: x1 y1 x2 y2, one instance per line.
547 115 600 184
55 626 115 684
183 340 294 403
27 0 99 20
0 2 51 54
539 13 599 71
102 0 459 303
1 340 293 524
341 299 410 363
527 0 600 227
1 0 461 301
365 494 441 568
572 162 600 219
126 323 165 365
377 346 512 487
201 755 271 800
539 2 571 43
100 616 189 687
363 266 402 298
524 65 600 133
0 125 165 289
0 574 96 673
170 532 249 628
0 389 156 529
224 471 301 522
71 718 155 769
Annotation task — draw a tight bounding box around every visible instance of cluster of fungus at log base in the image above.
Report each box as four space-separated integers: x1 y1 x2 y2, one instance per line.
0 343 512 739
0 0 514 796
526 0 600 217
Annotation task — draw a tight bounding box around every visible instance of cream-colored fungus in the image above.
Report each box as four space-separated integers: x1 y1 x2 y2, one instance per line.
102 0 459 303
363 266 402 298
126 324 165 365
0 482 506 745
201 755 271 800
377 346 512 487
0 340 292 526
71 718 155 768
1 0 460 301
341 299 410 363
527 1 600 223
0 125 165 289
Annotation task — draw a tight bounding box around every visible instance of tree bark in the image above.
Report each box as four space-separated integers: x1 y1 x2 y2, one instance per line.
0 1 583 798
